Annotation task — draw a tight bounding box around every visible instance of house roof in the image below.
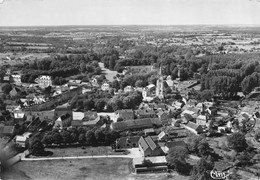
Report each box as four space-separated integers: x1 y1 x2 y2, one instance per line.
112 118 162 131
132 156 167 166
139 136 149 151
73 112 84 121
145 136 157 150
197 115 207 121
184 122 201 131
146 84 155 89
0 126 15 135
144 128 155 133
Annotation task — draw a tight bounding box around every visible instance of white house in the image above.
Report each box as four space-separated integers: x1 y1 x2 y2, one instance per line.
35 75 53 88
101 83 110 91
11 74 22 85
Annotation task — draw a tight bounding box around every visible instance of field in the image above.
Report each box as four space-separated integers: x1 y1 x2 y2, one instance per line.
1 158 190 180
41 146 125 158
99 62 118 82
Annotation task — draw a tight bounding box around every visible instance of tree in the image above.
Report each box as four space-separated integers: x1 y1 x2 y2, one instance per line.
95 128 105 143
78 133 86 144
254 131 260 142
42 132 53 146
190 157 214 180
85 130 96 145
1 83 12 94
29 139 44 156
60 130 73 144
187 135 203 153
52 131 62 145
227 132 248 152
166 146 189 174
198 139 211 157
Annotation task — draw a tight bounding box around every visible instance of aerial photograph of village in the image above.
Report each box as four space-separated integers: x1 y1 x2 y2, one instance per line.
1 0 260 179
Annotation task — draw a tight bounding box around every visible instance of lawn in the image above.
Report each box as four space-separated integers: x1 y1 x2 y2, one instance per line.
36 146 126 158
2 158 190 180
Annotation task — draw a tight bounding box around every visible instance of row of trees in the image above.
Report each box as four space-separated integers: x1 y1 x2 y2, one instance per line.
41 127 119 147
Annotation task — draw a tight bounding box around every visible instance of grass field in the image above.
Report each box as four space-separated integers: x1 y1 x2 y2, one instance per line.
2 158 190 180
41 146 125 158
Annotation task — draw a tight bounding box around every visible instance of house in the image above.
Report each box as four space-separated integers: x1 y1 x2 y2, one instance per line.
25 111 55 122
11 74 22 85
196 115 209 126
115 109 134 121
124 85 134 93
9 87 21 98
142 84 156 98
136 109 156 119
84 111 98 121
144 128 156 136
81 116 104 128
15 132 32 148
53 113 72 129
68 79 82 86
0 126 15 137
166 76 174 90
101 83 110 91
138 136 164 157
72 112 85 121
35 75 52 88
112 118 162 131
54 104 72 120
14 112 26 122
116 136 141 149
132 156 168 174
181 109 198 119
157 111 169 121
182 122 203 134
72 116 104 128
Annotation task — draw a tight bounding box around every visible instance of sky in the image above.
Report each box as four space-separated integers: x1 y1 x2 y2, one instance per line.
0 0 260 26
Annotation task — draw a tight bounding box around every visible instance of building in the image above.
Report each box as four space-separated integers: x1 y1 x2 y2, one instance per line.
116 136 141 149
196 115 209 126
132 156 168 174
72 116 104 128
101 83 110 91
144 128 156 136
0 126 15 137
115 109 134 121
138 136 164 157
9 87 21 98
124 85 134 93
35 75 52 88
182 122 203 134
54 104 72 120
112 118 162 131
142 84 156 99
155 67 164 99
54 113 72 129
15 132 32 148
136 109 156 119
11 74 22 85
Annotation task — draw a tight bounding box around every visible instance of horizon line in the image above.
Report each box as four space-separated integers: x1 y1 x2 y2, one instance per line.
1 24 260 28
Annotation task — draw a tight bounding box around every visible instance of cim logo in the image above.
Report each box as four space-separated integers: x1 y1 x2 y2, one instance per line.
210 170 230 179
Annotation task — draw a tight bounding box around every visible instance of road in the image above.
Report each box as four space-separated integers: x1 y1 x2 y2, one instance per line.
21 154 132 161
21 148 143 161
